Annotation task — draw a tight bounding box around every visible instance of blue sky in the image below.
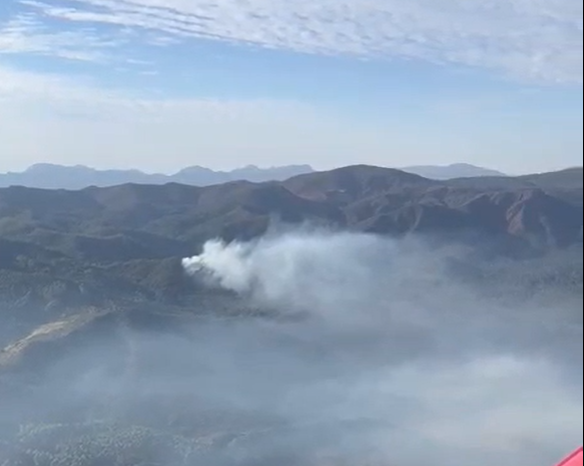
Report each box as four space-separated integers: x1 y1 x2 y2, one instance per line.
0 0 582 174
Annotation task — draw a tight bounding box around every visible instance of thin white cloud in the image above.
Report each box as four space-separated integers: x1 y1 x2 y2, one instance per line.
0 8 121 62
8 0 583 84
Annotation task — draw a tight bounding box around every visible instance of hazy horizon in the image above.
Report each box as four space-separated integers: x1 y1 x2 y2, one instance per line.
2 160 582 178
1 0 582 174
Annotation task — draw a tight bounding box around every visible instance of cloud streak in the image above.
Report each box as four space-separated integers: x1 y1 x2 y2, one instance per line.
0 7 121 62
7 0 583 84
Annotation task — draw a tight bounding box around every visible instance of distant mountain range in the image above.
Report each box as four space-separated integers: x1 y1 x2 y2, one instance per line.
0 163 315 190
0 163 508 189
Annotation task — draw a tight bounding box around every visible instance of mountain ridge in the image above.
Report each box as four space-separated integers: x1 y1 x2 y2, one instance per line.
0 162 533 189
0 165 580 251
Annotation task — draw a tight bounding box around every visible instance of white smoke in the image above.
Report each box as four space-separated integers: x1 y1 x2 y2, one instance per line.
182 230 465 329
182 228 583 465
2 229 581 465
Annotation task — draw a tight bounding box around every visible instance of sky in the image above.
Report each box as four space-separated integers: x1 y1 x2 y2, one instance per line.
0 0 582 175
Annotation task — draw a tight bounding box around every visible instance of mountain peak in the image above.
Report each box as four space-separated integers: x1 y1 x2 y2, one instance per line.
25 163 94 173
401 163 507 180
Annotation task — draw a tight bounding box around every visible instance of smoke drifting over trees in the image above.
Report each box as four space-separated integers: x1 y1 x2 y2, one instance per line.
2 228 580 465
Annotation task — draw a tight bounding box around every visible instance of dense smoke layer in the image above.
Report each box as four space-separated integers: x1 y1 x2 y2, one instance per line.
1 229 581 465
182 230 583 465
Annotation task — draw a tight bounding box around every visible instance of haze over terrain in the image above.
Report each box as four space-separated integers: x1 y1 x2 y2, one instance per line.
1 0 582 463
0 165 582 465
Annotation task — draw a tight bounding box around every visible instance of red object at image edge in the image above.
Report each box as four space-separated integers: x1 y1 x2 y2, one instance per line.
556 447 584 466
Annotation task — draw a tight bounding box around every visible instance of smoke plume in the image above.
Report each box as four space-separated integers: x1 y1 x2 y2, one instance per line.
181 229 583 465
1 229 581 466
